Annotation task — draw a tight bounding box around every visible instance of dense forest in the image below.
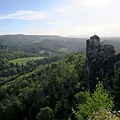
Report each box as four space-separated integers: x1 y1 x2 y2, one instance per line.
0 35 120 120
0 35 86 54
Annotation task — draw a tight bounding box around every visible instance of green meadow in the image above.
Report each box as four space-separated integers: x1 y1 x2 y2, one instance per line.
9 57 44 65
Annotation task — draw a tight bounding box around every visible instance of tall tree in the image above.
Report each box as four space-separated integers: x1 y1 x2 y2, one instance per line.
36 107 54 120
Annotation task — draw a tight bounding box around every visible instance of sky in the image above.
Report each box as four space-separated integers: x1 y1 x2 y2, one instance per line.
0 0 120 37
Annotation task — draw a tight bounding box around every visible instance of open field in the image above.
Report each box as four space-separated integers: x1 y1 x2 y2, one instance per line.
9 57 44 65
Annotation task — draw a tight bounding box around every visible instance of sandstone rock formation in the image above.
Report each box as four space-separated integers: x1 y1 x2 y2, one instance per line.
86 35 116 89
0 45 8 51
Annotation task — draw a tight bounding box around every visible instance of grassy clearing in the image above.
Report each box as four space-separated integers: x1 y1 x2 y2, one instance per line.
58 48 68 53
9 57 44 65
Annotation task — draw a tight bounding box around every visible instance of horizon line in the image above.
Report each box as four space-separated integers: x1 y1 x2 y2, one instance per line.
0 33 120 38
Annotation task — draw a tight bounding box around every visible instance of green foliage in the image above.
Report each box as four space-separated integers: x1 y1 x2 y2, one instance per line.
112 69 120 110
88 108 120 120
9 57 44 65
1 51 119 120
0 53 86 120
0 50 38 60
74 91 87 105
0 53 62 78
36 107 54 120
73 82 114 120
1 35 120 120
54 99 71 120
0 35 87 54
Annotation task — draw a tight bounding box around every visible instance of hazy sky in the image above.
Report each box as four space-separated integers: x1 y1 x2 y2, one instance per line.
0 0 120 37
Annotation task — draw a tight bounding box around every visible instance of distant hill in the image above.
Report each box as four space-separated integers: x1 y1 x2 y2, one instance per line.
0 34 86 54
0 34 64 45
0 34 120 54
101 37 120 54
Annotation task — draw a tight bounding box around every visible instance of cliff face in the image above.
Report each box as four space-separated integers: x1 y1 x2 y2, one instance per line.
86 35 116 89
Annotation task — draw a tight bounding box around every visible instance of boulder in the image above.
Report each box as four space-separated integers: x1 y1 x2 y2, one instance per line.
104 44 115 57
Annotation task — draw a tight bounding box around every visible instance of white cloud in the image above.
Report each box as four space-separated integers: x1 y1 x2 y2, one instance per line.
47 22 59 25
0 10 50 20
1 0 120 37
53 0 108 17
55 7 71 13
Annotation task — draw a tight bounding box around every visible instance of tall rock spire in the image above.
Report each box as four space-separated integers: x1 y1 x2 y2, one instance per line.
86 35 115 90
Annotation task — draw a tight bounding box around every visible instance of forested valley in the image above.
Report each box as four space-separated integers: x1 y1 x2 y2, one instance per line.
0 35 120 120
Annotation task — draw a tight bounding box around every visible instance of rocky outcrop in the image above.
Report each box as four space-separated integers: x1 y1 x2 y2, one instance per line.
0 45 8 51
86 35 116 89
115 53 120 70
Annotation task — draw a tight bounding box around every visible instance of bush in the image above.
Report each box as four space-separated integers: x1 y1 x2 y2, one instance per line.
73 82 114 120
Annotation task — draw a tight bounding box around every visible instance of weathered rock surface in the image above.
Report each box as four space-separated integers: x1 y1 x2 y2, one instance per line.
86 35 116 89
